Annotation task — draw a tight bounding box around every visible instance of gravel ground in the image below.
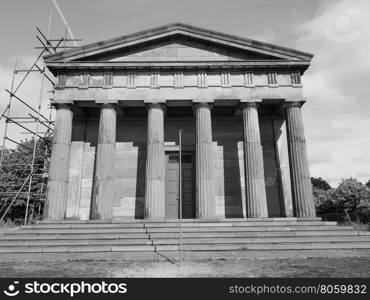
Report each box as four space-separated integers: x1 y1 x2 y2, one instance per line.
1 257 370 278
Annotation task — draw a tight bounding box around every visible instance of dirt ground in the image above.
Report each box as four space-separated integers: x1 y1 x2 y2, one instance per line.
1 257 370 278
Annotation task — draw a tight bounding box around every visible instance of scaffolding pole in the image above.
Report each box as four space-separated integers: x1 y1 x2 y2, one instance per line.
0 5 81 224
0 61 17 170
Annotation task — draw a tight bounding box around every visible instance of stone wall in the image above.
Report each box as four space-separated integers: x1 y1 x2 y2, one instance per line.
213 116 245 217
260 116 283 217
114 116 147 218
65 113 287 220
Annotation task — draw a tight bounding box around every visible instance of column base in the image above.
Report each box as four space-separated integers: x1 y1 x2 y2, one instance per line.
145 179 165 220
90 179 115 220
44 181 68 220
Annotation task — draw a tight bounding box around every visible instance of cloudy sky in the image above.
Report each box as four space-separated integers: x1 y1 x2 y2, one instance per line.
0 0 369 187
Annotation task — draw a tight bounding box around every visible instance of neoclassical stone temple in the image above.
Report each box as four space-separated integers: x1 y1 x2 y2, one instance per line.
43 23 315 221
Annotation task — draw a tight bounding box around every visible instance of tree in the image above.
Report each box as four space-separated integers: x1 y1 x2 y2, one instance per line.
365 179 370 189
311 177 331 191
313 187 334 214
311 177 334 217
312 177 370 223
0 137 52 223
332 178 370 223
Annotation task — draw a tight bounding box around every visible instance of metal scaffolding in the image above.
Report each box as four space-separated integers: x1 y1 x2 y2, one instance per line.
0 3 81 224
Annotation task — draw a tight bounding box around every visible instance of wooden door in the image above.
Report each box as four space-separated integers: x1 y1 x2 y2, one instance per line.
165 152 194 219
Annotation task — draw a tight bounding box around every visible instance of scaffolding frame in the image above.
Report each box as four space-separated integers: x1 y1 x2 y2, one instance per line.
0 3 81 224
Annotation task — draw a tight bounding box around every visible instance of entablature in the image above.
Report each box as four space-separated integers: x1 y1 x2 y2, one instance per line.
54 69 303 90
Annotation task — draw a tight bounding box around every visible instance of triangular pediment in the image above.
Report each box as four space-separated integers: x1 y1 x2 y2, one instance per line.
82 37 285 62
44 23 313 63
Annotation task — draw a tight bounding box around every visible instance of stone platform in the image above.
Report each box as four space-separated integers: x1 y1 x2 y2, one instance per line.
1 218 370 261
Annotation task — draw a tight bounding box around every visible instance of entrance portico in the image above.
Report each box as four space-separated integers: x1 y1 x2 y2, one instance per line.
43 23 315 221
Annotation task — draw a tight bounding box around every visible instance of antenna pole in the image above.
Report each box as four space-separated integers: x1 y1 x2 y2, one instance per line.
51 0 78 46
178 129 183 266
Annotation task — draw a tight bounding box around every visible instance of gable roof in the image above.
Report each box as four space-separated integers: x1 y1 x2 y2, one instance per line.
44 23 313 64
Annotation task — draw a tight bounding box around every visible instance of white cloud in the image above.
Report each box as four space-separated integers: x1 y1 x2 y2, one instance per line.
294 0 370 186
0 56 54 148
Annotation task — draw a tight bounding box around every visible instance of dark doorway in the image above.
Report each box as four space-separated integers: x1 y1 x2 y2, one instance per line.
165 152 195 219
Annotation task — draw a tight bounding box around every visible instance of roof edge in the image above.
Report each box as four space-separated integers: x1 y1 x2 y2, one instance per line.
44 23 314 62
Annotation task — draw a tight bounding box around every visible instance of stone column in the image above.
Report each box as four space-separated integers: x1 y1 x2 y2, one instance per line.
194 102 216 219
145 103 165 220
285 102 316 217
91 104 117 219
242 102 268 218
44 104 73 220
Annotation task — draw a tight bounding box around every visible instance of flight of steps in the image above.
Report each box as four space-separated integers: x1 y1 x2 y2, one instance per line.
1 218 370 254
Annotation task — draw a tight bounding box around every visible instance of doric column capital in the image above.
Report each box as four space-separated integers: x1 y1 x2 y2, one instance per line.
96 103 124 116
192 102 214 114
145 103 166 116
192 98 214 104
240 102 260 109
193 102 212 108
98 103 116 109
145 102 165 109
192 98 214 110
53 103 73 110
284 100 306 109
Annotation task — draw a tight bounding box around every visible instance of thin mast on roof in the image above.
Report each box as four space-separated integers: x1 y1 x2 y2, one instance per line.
51 0 78 47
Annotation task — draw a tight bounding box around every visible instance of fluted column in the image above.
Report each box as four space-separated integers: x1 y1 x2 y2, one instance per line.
242 102 268 218
286 102 316 217
194 102 216 219
44 104 73 220
145 103 165 220
91 104 116 219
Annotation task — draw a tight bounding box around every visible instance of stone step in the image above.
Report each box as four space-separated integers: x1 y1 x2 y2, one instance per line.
150 231 363 238
1 235 369 248
144 221 337 228
1 225 353 236
0 230 361 241
155 242 370 251
1 241 370 253
1 219 367 255
151 236 370 245
149 230 364 238
38 217 322 224
0 245 155 253
0 238 152 247
2 228 147 235
26 223 146 229
0 233 149 240
145 226 353 233
27 221 337 229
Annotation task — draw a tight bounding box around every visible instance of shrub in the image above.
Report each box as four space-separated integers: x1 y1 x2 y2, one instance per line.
333 178 370 221
311 177 331 191
314 178 370 224
0 137 51 223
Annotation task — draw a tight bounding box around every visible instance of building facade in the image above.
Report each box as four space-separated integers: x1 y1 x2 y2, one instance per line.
43 23 315 221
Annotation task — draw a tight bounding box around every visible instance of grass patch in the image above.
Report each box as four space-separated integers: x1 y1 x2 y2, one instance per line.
0 220 18 231
1 257 370 278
